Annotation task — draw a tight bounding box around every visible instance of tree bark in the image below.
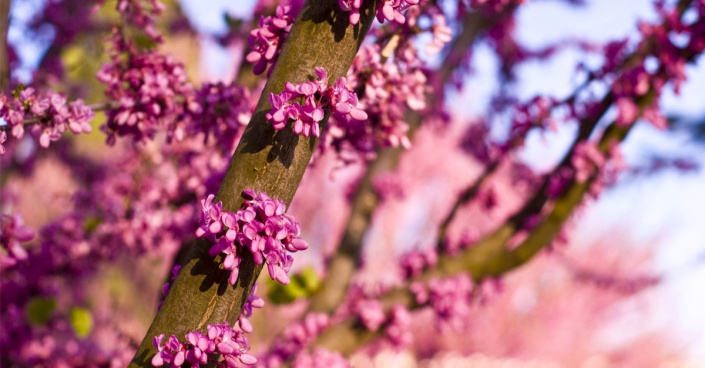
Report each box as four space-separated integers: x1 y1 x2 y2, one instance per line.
0 0 11 91
129 1 376 366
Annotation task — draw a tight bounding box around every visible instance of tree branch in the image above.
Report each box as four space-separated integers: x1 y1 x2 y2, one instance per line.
0 0 10 92
128 1 376 366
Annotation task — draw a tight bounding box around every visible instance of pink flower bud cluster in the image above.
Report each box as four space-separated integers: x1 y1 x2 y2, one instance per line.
326 45 427 158
410 273 474 331
263 313 330 367
459 121 494 164
547 167 573 199
187 82 254 149
338 0 363 25
0 87 93 152
196 190 308 286
0 213 35 269
507 96 558 148
571 141 605 183
470 0 525 17
385 304 413 348
338 0 420 25
399 247 437 279
371 171 406 201
96 31 196 145
426 13 453 54
117 0 167 42
158 265 181 309
266 67 368 138
238 283 265 333
246 5 295 75
152 322 257 368
376 0 420 24
611 2 705 129
292 347 350 368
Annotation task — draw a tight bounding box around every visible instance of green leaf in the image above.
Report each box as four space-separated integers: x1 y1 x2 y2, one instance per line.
69 307 93 339
25 297 56 326
298 267 321 293
12 83 25 99
266 267 321 304
83 216 102 234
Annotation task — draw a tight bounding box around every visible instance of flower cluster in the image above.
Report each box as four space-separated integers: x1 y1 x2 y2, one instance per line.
571 141 605 183
426 13 453 54
158 265 181 309
410 274 474 331
266 67 367 138
385 304 413 348
263 313 330 367
96 30 196 145
196 190 308 286
371 171 406 201
339 0 420 25
152 322 256 368
0 87 94 152
399 247 437 278
238 283 265 333
117 0 167 42
292 347 350 368
0 212 35 269
246 5 295 75
329 44 426 156
187 82 254 149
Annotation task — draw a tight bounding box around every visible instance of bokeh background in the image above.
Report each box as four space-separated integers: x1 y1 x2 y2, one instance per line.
5 0 705 366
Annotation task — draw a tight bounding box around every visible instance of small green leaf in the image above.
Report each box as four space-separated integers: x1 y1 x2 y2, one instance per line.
12 83 25 99
267 277 307 304
25 297 56 326
83 216 102 233
69 307 93 339
298 267 321 293
266 267 322 304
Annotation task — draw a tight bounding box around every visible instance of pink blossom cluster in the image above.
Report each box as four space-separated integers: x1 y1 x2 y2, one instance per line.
159 265 181 309
326 45 426 158
470 0 525 17
0 212 34 269
292 347 350 368
152 322 257 368
238 283 265 333
263 313 330 367
547 167 574 199
506 96 558 148
197 190 308 286
410 273 474 331
399 247 437 278
338 0 420 25
571 141 605 183
426 13 453 54
187 82 254 149
266 67 367 138
371 171 406 201
0 87 94 152
117 0 167 42
96 31 196 145
246 5 295 75
385 304 413 348
459 121 494 164
611 2 705 129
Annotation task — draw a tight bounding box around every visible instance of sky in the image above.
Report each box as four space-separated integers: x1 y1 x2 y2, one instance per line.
7 0 705 361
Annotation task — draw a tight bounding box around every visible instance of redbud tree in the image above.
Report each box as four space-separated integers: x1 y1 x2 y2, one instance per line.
1 0 703 366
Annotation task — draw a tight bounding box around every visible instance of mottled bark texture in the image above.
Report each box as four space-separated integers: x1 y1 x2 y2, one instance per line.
0 0 10 91
129 1 375 366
